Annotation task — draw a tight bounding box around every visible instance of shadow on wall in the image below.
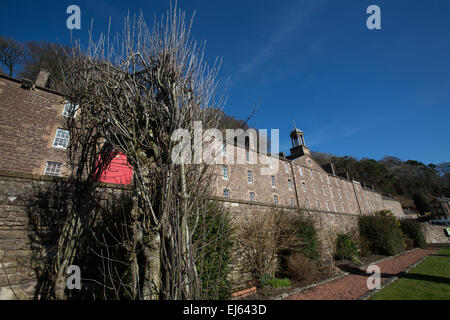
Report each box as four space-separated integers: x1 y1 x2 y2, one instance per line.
26 179 133 300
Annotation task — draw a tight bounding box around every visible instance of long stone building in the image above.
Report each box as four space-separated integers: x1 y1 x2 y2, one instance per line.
0 70 403 217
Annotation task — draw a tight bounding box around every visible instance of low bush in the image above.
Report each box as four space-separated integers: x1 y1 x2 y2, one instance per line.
261 276 291 288
335 233 360 263
359 211 406 256
400 219 426 248
284 253 317 282
290 215 320 260
358 236 372 257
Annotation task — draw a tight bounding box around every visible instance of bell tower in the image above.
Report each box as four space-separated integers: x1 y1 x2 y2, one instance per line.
288 120 310 159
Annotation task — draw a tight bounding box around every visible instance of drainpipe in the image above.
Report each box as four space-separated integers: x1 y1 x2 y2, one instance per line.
289 160 300 208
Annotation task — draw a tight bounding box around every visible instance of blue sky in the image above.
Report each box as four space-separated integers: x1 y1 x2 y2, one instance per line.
1 0 449 164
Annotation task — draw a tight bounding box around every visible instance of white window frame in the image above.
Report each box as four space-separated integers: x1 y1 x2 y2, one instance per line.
52 128 70 149
288 179 292 190
44 161 62 176
249 192 255 202
222 165 229 180
299 166 304 176
302 182 307 192
247 170 253 184
62 101 78 118
271 175 276 188
273 195 278 204
223 189 230 198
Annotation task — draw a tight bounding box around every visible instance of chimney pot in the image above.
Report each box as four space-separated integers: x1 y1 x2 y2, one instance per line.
35 69 50 88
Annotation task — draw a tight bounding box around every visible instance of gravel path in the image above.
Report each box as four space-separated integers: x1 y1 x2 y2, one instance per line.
284 247 439 300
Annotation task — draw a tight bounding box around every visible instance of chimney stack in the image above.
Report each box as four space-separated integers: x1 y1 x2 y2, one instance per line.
34 69 50 88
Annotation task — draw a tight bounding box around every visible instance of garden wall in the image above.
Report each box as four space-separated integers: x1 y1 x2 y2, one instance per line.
0 171 130 300
213 198 360 285
421 223 450 244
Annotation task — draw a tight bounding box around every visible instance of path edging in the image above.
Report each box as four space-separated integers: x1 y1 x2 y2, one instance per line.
357 247 439 300
273 271 350 300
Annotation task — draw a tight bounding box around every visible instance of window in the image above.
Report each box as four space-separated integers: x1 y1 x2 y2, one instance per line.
335 179 339 187
290 197 295 206
347 191 350 200
271 176 276 187
222 143 227 156
246 149 250 163
299 166 304 176
319 173 323 182
223 189 230 198
326 175 330 184
249 192 255 202
333 202 337 212
316 200 321 209
247 170 253 184
285 162 289 173
342 203 346 212
330 188 334 198
273 195 278 204
322 186 327 197
313 184 317 195
53 128 70 149
326 201 330 211
310 169 314 179
269 157 273 168
62 102 77 117
338 189 342 199
44 161 62 176
305 199 310 208
222 165 229 180
349 203 353 213
302 182 307 192
287 179 292 190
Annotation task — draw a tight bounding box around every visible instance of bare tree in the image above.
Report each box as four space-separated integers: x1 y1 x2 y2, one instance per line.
0 36 24 77
53 6 226 300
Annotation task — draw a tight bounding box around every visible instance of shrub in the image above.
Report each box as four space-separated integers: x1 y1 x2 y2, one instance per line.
290 215 320 260
261 276 291 288
335 233 360 263
358 236 372 257
284 253 317 282
400 219 426 248
237 210 300 281
193 202 234 300
359 212 406 256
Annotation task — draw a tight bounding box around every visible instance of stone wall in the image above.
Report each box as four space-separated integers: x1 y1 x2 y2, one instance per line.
0 171 130 300
213 197 360 285
421 223 450 244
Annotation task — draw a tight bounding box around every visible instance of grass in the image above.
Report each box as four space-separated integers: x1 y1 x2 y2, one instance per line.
371 247 450 300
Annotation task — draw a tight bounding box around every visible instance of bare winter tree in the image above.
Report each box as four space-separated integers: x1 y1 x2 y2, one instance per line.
53 6 226 300
0 36 25 77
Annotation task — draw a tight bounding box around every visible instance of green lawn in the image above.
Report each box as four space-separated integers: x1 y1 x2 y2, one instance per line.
371 247 450 300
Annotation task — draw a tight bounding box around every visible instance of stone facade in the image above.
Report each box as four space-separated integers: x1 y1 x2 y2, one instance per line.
0 170 130 299
215 140 404 218
421 223 450 244
0 73 68 176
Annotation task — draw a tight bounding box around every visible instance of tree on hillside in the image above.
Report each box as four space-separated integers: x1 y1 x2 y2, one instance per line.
413 193 430 215
0 36 25 77
19 41 70 89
